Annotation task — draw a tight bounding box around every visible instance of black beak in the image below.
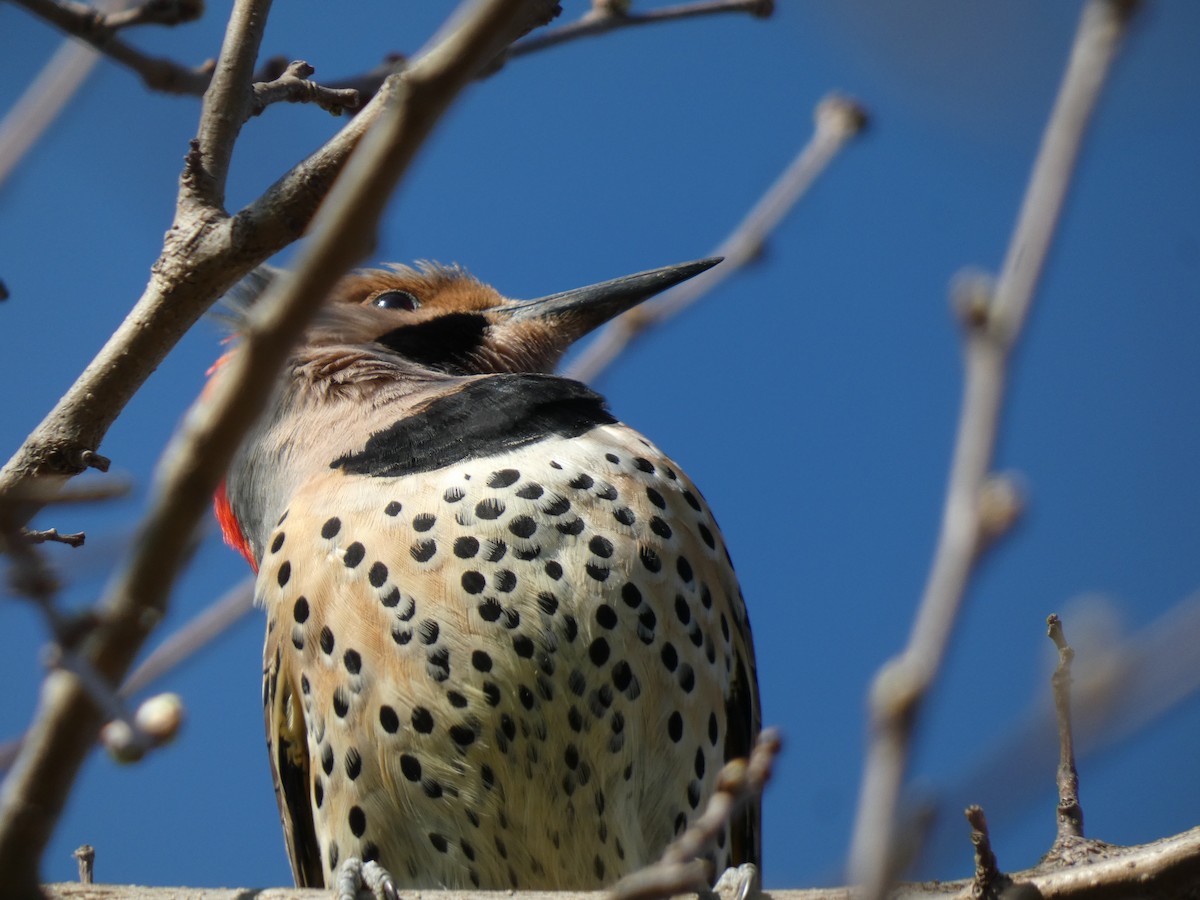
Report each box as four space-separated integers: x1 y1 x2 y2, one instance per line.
502 257 722 336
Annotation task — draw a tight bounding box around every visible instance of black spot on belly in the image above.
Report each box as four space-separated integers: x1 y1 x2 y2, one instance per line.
488 468 521 488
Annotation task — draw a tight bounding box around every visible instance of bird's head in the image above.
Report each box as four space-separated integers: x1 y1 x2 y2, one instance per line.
228 257 722 377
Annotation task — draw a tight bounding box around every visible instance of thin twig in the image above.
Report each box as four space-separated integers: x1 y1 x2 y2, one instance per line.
1047 614 1084 841
0 0 776 528
101 0 204 29
119 576 255 698
0 0 571 527
306 0 773 105
2 519 160 768
25 823 1200 898
22 528 86 548
0 577 254 773
9 0 214 95
0 3 560 893
565 93 867 383
249 60 362 118
508 0 773 59
2 477 132 506
966 805 1012 900
845 3 1138 897
0 26 103 189
71 844 93 884
917 592 1200 872
1037 615 1116 870
181 0 272 214
607 729 781 900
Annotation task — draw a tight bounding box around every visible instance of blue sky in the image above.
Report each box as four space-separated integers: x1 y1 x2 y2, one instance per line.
1 0 1198 889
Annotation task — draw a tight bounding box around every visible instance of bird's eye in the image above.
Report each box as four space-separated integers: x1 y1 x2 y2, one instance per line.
371 290 420 311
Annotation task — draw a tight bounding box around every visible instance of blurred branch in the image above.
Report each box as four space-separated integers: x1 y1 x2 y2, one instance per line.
329 0 775 99
118 577 256 698
22 528 86 548
0 25 104 189
9 0 213 95
846 2 1139 896
565 93 867 383
0 2 559 894
506 0 773 59
0 0 559 529
917 591 1200 873
0 577 255 774
609 729 781 900
0 0 764 527
97 0 203 29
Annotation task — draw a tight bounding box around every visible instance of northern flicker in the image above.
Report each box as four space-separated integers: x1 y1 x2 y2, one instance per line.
214 258 761 893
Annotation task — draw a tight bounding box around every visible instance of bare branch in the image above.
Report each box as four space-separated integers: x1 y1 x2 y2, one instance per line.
965 806 1013 900
22 528 85 548
0 1 565 532
118 577 255 699
249 61 362 118
9 0 214 95
71 845 93 885
0 32 99 189
608 729 781 900
0 578 253 773
3 478 131 506
314 1 773 109
566 93 866 383
101 0 204 29
31 822 1200 896
181 0 272 213
507 0 773 60
846 3 1139 896
1047 614 1084 842
0 2 562 892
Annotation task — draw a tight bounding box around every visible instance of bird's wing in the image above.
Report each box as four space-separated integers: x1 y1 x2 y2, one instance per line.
725 595 761 868
263 606 325 887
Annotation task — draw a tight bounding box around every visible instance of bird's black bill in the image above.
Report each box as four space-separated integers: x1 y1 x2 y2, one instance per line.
503 257 722 331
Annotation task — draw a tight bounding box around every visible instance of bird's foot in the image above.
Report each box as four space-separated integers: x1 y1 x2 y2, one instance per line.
335 857 400 900
714 863 761 900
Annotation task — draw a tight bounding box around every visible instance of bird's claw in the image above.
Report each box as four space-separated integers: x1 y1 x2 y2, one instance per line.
714 862 761 900
335 856 400 900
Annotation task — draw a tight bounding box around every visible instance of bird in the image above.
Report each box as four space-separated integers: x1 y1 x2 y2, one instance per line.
213 257 761 895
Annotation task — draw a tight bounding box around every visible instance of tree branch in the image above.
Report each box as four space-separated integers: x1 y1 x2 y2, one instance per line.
609 729 781 900
0 26 105 189
846 2 1139 896
181 0 272 214
965 806 1011 900
31 823 1200 897
1047 614 1084 842
248 60 362 118
9 0 213 95
22 528 86 548
99 0 204 29
2 0 761 530
0 3 560 895
505 0 772 59
565 92 867 383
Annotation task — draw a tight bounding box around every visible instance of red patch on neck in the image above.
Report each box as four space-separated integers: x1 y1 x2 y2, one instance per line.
215 480 257 572
207 350 257 571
